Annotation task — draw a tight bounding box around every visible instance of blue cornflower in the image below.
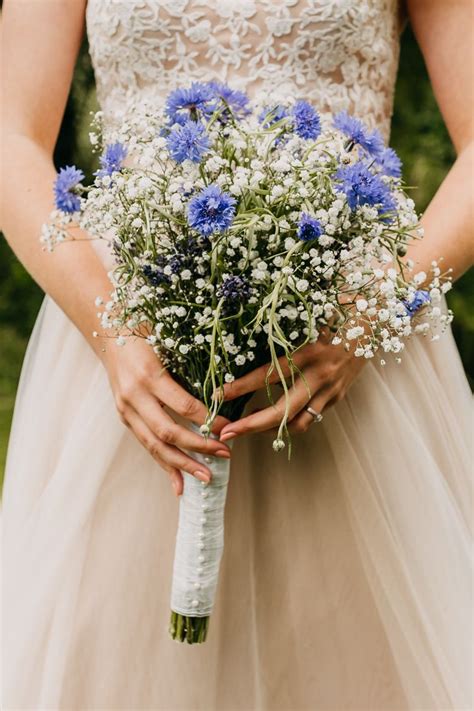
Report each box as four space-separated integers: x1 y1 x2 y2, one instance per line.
165 82 215 124
95 142 128 178
54 165 84 213
259 104 289 128
297 213 324 241
166 120 210 163
292 101 321 140
208 82 251 119
334 111 385 157
217 275 251 305
335 161 396 217
375 147 402 178
187 185 236 237
403 289 431 317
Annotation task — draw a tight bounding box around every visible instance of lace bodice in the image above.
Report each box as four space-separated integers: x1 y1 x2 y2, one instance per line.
85 0 404 140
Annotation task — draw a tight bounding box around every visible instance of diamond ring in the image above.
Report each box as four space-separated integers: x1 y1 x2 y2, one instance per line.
306 406 323 423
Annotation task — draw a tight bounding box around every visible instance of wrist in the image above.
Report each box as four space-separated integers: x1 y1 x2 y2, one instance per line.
94 334 122 372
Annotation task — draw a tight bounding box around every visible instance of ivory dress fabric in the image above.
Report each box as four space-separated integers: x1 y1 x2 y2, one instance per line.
2 1 473 709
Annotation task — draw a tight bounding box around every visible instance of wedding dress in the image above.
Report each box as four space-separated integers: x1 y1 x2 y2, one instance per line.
2 1 473 709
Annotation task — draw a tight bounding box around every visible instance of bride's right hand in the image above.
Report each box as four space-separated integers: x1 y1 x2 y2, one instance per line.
100 337 232 497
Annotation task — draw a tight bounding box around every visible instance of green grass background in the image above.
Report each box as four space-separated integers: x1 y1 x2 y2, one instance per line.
1 27 473 483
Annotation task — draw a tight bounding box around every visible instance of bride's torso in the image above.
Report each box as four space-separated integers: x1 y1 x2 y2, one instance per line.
85 0 405 141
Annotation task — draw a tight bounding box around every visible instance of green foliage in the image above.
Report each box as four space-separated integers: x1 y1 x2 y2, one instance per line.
0 27 473 480
0 242 43 339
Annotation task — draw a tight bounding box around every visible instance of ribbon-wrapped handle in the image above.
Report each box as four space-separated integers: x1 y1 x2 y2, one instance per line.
170 423 231 617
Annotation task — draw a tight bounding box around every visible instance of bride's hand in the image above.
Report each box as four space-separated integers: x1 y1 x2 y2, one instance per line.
217 333 367 442
100 338 232 496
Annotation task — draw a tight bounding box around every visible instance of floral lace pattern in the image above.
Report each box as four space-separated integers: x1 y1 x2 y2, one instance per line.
85 0 403 139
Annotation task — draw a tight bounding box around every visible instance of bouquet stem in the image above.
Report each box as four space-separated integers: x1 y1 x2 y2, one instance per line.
169 611 209 644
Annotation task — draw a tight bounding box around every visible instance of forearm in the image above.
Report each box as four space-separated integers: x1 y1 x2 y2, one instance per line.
1 133 113 358
406 141 474 283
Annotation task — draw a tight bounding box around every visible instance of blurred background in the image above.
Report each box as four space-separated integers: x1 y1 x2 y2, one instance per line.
1 27 473 481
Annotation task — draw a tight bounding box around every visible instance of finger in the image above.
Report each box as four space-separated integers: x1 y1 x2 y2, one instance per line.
254 385 334 438
150 370 230 433
126 409 213 487
138 394 231 458
218 348 311 402
287 385 334 434
219 372 319 440
125 410 184 495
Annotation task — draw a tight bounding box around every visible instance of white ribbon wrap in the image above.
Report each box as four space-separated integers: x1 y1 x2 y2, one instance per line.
170 423 231 616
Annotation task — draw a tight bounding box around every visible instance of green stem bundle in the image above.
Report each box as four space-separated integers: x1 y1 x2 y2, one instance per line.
169 612 209 644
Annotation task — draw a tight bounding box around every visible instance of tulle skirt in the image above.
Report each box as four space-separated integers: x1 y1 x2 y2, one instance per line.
2 294 472 710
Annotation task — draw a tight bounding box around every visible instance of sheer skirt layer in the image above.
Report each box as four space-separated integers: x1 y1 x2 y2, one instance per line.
2 295 472 710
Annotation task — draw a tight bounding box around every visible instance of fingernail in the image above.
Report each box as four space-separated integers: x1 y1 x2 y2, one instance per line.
195 470 211 483
172 480 179 496
220 431 236 442
215 449 231 458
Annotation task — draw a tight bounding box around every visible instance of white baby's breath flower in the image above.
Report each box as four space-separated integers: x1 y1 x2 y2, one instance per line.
273 158 291 172
346 326 365 340
318 234 334 247
296 279 309 293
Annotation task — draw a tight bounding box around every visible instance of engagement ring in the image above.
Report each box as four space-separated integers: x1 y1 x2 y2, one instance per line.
306 406 323 423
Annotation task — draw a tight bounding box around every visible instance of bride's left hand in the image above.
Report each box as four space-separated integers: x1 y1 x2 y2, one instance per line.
217 334 368 442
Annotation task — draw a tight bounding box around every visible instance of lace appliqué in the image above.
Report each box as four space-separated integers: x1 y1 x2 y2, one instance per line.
86 0 401 140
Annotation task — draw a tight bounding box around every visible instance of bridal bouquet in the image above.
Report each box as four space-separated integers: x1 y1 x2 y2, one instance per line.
41 81 453 643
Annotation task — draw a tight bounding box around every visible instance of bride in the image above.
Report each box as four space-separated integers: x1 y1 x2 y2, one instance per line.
2 1 472 709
